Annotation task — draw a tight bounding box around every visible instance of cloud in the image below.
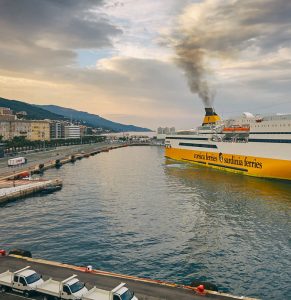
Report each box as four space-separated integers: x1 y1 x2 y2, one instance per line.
98 0 192 60
0 0 121 49
0 0 291 130
0 0 122 75
169 0 291 106
0 0 197 129
0 55 200 129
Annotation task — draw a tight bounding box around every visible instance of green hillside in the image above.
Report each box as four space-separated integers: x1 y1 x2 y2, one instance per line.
0 97 66 120
39 105 152 132
0 97 152 132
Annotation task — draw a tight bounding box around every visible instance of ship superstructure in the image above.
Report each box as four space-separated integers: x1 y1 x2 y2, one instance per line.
165 108 291 180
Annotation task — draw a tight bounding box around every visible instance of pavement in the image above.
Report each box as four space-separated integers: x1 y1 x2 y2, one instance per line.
0 292 29 300
0 256 255 300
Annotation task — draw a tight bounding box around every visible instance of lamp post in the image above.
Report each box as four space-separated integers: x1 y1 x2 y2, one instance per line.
42 132 45 150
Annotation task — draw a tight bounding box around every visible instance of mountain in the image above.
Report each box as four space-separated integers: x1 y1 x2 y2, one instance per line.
0 96 151 132
38 105 152 132
0 97 66 121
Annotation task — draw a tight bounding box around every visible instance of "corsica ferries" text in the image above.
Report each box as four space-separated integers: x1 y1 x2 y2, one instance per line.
194 153 263 169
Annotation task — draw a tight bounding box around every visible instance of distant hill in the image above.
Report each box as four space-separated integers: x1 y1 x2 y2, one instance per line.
0 97 66 121
38 105 152 132
0 97 151 132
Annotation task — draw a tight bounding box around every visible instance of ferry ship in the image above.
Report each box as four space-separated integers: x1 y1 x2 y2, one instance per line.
165 108 291 181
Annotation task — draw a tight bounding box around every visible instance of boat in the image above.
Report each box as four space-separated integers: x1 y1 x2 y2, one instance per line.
55 159 62 168
165 108 291 181
222 125 250 133
40 184 62 194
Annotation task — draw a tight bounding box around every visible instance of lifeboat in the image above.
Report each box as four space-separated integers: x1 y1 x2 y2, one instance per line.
222 125 250 133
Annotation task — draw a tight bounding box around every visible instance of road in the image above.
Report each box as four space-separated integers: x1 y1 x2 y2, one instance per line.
0 292 31 300
0 142 113 178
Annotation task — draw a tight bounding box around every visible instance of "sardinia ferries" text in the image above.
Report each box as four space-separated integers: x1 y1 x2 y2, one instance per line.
194 153 263 169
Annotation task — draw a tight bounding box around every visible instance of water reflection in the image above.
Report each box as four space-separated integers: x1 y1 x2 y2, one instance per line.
163 158 291 299
0 146 290 300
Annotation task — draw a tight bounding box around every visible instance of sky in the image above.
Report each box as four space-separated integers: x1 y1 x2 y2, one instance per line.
0 0 291 130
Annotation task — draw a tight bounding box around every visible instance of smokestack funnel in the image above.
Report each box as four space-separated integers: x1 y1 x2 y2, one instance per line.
205 107 217 116
202 107 220 125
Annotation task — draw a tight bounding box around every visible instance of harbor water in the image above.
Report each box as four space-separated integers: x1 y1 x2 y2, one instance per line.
0 146 290 299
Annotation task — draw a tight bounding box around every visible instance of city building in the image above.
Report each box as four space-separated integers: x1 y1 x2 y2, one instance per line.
0 107 16 121
0 107 13 115
0 121 12 140
0 108 51 141
64 124 81 139
10 120 31 140
0 114 16 121
80 125 88 137
0 120 50 141
50 121 65 139
0 143 4 158
29 121 50 141
156 127 175 140
157 127 175 135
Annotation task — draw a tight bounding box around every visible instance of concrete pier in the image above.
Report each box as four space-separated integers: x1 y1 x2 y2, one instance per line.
0 179 62 204
0 255 258 300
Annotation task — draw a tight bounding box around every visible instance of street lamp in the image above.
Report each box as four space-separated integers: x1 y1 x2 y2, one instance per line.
42 132 45 150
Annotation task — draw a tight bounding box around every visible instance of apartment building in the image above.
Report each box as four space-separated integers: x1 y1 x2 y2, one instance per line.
0 121 11 140
50 121 65 139
0 120 50 141
64 124 81 139
29 121 50 141
0 107 13 115
0 107 16 122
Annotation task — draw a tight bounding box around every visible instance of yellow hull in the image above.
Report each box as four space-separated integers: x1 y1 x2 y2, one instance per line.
165 147 291 181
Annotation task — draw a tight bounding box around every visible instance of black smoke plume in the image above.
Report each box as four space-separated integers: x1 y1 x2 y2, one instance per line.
175 42 214 107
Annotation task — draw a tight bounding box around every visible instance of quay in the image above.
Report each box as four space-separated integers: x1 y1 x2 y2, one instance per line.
0 142 153 204
0 141 158 181
0 143 123 181
0 143 112 204
0 255 258 300
0 179 62 204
